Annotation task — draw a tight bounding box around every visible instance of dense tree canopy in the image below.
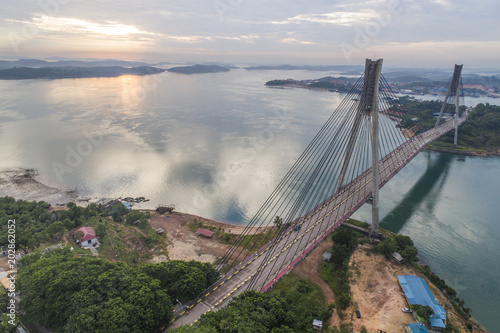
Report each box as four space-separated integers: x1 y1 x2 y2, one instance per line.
398 98 500 151
454 103 500 149
18 250 221 332
172 275 332 333
0 197 109 253
141 260 220 303
18 249 172 332
331 227 358 251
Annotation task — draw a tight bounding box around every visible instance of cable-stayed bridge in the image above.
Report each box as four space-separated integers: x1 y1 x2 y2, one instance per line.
169 59 465 329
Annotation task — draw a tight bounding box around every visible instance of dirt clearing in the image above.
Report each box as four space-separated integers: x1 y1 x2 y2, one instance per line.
148 211 266 264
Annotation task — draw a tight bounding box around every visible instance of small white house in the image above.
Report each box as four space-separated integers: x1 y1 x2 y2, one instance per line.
393 252 404 264
75 227 99 248
312 319 323 330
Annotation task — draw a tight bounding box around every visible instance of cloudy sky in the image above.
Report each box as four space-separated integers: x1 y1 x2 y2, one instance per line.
1 0 499 67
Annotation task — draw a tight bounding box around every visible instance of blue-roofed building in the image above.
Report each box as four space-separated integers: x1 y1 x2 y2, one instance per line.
122 201 133 210
398 275 446 331
408 323 429 333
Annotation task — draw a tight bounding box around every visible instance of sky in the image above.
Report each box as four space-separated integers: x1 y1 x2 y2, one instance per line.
1 0 499 68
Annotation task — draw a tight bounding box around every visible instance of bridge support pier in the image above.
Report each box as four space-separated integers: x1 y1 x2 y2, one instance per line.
364 59 384 237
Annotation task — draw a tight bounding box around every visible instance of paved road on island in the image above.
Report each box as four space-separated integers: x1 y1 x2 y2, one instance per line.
168 117 464 330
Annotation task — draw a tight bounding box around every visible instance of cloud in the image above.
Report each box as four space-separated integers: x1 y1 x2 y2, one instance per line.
6 15 159 38
271 10 379 27
280 38 315 45
163 34 259 44
1 0 499 67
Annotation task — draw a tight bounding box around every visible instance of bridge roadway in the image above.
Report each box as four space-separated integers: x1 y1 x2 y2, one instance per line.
169 117 464 329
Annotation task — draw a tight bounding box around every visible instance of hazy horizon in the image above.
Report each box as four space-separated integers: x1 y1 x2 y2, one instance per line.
1 0 499 68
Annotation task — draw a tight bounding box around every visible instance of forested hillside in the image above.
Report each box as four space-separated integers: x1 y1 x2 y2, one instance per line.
18 250 219 332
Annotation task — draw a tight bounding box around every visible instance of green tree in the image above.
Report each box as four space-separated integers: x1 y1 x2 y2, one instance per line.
360 325 368 333
95 223 107 238
394 234 414 251
375 237 397 258
330 244 350 266
17 232 39 254
125 210 147 226
0 313 18 333
141 260 220 302
337 292 351 310
47 221 64 238
111 210 123 222
66 202 82 220
273 216 283 229
0 288 8 312
63 218 75 230
18 249 173 332
332 227 359 251
401 246 419 263
113 203 128 216
413 304 434 321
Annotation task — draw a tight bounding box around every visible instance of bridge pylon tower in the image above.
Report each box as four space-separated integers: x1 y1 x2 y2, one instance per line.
335 59 384 236
435 64 463 147
366 59 383 237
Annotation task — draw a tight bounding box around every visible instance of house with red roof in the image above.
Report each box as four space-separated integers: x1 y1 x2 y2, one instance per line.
75 227 99 248
196 228 214 238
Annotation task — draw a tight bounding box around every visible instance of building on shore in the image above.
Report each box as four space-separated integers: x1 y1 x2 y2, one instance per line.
407 323 429 333
196 228 214 238
398 275 446 331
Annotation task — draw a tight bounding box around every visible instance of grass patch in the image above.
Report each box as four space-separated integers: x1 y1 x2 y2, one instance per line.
95 218 167 265
188 217 281 254
345 218 369 229
429 140 492 154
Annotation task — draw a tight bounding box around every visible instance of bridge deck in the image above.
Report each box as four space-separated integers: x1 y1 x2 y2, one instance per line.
169 117 464 329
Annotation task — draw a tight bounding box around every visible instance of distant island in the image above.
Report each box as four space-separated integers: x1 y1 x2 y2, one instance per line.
0 66 165 80
265 76 356 93
266 70 500 98
0 58 155 69
245 64 364 71
166 64 230 74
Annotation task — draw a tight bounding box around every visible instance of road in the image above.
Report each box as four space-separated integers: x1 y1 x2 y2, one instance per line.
168 117 464 329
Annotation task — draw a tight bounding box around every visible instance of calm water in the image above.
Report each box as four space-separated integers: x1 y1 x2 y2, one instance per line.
0 69 498 331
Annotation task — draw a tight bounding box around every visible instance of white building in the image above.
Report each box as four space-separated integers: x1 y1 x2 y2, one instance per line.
75 227 99 248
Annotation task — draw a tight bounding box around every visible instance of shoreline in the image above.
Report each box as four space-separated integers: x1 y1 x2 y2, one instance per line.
425 146 500 157
1 170 491 332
